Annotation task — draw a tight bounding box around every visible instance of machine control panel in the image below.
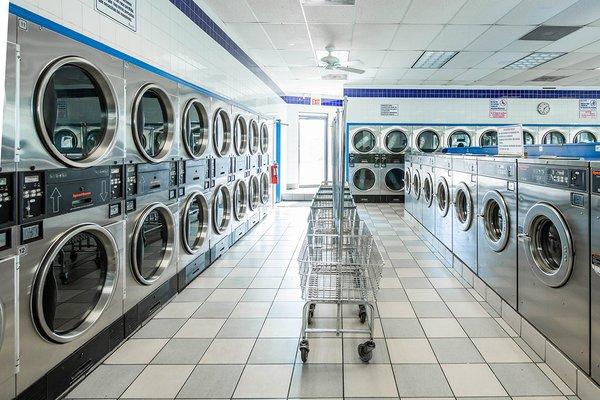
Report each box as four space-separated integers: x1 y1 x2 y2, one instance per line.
126 162 176 198
592 168 600 195
234 155 248 173
185 159 212 190
213 157 232 178
0 173 16 228
249 154 259 169
477 161 516 180
519 165 588 191
349 154 377 166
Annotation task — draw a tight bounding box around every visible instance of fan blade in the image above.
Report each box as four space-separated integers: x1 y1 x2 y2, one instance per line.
335 65 365 74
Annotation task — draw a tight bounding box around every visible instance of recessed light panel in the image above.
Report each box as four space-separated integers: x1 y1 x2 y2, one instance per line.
505 52 565 69
520 25 581 41
412 51 458 69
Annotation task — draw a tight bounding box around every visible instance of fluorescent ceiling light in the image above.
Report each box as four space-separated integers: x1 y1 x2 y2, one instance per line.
412 51 457 69
505 52 565 69
316 49 349 63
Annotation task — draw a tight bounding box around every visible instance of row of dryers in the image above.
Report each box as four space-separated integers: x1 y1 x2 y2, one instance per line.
350 125 599 155
404 153 600 385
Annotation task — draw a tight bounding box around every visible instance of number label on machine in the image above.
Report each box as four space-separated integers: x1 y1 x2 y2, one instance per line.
497 125 524 157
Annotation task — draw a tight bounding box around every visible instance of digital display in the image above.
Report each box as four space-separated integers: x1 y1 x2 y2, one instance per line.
22 224 40 241
0 232 6 248
547 168 568 185
24 175 40 183
0 178 6 186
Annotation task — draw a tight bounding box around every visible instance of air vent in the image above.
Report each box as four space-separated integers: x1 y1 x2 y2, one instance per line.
520 25 581 41
322 73 347 80
301 0 355 5
531 75 568 82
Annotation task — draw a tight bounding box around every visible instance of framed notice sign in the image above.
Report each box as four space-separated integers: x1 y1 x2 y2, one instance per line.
497 125 524 156
96 0 137 31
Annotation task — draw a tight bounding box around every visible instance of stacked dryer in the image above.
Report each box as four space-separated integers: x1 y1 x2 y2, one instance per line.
246 118 262 230
230 110 250 244
258 121 273 219
380 127 408 203
349 126 381 202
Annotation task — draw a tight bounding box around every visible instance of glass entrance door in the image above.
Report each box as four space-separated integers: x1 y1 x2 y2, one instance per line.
298 115 327 187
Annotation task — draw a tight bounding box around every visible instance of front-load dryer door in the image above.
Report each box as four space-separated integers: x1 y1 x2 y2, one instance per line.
32 223 119 343
259 173 270 205
411 170 422 200
213 108 232 157
384 167 405 192
181 99 209 159
132 203 175 285
436 176 450 217
233 180 248 220
182 191 209 254
352 129 376 153
384 130 408 154
481 190 510 252
416 130 440 153
454 182 474 231
249 175 260 211
423 172 434 208
212 185 232 234
352 168 376 192
520 203 574 288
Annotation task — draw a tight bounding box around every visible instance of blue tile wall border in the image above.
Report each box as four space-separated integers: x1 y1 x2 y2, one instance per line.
343 88 600 99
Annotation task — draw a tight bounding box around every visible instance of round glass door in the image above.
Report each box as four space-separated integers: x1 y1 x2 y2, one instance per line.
448 130 471 148
481 190 509 252
249 175 260 210
260 123 269 154
233 180 248 220
182 192 209 254
423 173 434 207
249 120 260 155
133 85 174 163
213 108 232 157
35 57 118 167
523 131 535 145
454 182 473 231
213 185 231 234
352 129 376 153
543 131 566 144
436 177 450 217
353 168 376 191
233 115 248 156
404 168 412 194
480 130 498 147
132 203 174 285
573 130 597 143
411 170 421 199
260 173 270 204
416 130 440 153
384 168 405 191
384 130 408 153
522 203 573 287
182 99 209 159
32 224 118 343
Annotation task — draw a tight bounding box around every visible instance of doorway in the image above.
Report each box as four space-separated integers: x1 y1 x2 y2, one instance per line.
298 114 328 187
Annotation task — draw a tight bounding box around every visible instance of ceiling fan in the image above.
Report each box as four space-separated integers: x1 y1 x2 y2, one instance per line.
318 46 365 74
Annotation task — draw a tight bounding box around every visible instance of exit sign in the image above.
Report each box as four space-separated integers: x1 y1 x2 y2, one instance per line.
311 98 321 105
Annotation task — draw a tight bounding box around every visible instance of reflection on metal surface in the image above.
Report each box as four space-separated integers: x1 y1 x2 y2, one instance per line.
352 129 376 153
213 108 232 157
353 168 375 191
182 99 209 158
384 168 404 191
182 191 209 254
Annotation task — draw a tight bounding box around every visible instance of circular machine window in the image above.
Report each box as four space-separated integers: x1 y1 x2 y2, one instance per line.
182 192 209 254
481 190 509 252
573 130 597 143
249 175 260 210
260 123 269 154
542 130 566 144
133 85 174 162
260 172 270 204
213 108 232 157
436 177 450 217
384 168 405 191
448 130 471 148
233 115 248 156
233 179 248 220
213 185 232 234
411 170 421 199
353 168 376 191
35 57 118 167
423 173 434 207
249 120 260 155
416 130 440 153
132 203 174 285
384 130 408 153
352 129 376 153
480 130 498 147
404 168 412 194
454 182 473 231
32 224 119 343
523 131 535 145
182 99 209 159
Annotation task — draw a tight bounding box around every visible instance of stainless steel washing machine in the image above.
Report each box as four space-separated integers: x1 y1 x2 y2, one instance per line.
179 86 211 161
125 64 179 165
178 158 212 291
451 156 478 272
410 155 423 223
517 158 590 372
123 162 179 325
404 155 413 215
349 154 380 203
0 229 17 400
380 126 409 155
477 157 518 308
590 160 600 383
413 127 441 153
17 204 125 397
420 155 436 233
2 18 17 173
350 126 380 154
434 155 453 250
210 180 233 262
477 127 498 147
379 154 405 203
571 127 599 143
444 127 474 148
17 17 125 171
540 127 568 145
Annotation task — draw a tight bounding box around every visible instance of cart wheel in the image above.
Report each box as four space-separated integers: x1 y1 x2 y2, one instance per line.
307 310 314 325
357 340 376 363
299 340 310 363
358 305 367 324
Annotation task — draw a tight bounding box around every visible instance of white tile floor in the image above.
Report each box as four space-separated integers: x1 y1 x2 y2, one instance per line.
67 202 581 399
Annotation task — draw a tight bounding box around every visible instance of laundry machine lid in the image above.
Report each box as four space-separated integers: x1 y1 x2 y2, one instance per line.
213 108 232 157
352 129 376 153
384 130 408 153
32 223 119 343
35 56 118 168
521 203 574 288
436 176 450 217
352 167 376 191
182 191 209 254
416 129 440 153
481 190 510 252
182 99 209 159
249 175 260 210
213 184 232 233
233 179 248 220
384 168 405 191
454 182 474 231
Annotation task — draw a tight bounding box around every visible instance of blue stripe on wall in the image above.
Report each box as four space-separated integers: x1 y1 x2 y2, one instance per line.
281 96 343 107
344 88 600 99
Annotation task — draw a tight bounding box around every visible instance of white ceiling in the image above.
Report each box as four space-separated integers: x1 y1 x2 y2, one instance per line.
201 0 600 96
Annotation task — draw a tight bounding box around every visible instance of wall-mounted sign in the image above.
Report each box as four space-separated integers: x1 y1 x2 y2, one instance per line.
498 125 524 156
579 99 597 119
489 98 508 118
310 98 321 106
96 0 137 31
380 104 399 116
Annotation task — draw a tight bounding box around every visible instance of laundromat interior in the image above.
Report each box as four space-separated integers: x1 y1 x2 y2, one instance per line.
4 0 600 399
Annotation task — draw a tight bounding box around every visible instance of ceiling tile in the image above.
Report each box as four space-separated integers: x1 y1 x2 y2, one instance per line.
262 24 311 50
352 24 399 50
497 0 579 25
545 0 600 26
558 53 600 69
403 0 468 24
475 52 529 69
289 66 321 79
279 49 317 66
381 51 423 67
466 25 534 51
348 50 387 68
574 39 600 52
203 0 257 23
454 68 497 81
248 49 287 66
303 4 356 23
427 68 467 80
355 0 411 23
309 24 353 49
264 66 294 80
246 0 305 23
226 23 274 49
501 39 552 52
476 68 525 82
541 27 600 52
427 24 489 51
450 0 521 24
442 51 494 68
389 25 443 50
502 68 559 82
375 68 408 79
